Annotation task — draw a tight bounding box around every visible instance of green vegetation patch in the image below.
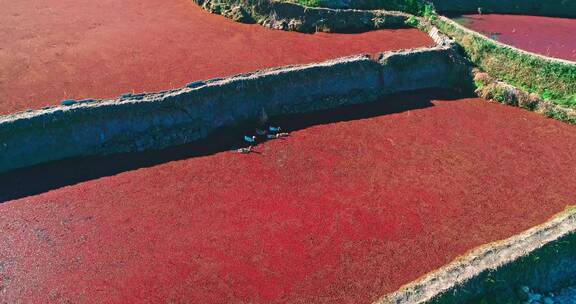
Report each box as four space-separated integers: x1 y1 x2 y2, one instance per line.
285 0 427 15
290 0 322 7
433 16 576 108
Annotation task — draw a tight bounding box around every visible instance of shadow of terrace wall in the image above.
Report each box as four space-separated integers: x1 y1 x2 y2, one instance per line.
0 89 459 202
0 44 467 174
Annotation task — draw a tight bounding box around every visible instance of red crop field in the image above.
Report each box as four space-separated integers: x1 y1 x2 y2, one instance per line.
2 94 575 303
0 0 433 115
3 0 575 303
457 14 576 61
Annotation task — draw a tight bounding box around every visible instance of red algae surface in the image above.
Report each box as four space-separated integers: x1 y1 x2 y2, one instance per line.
0 0 433 115
2 95 576 303
456 14 576 61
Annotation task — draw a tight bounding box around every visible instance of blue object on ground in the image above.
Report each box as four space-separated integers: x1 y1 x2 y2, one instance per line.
186 81 206 89
60 99 77 106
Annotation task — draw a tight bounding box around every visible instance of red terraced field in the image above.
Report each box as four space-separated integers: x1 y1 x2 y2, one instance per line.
456 14 576 61
0 0 433 115
2 94 576 303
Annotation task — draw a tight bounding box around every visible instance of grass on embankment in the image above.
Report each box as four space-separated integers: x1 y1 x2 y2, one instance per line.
285 0 427 15
282 0 576 109
432 16 576 109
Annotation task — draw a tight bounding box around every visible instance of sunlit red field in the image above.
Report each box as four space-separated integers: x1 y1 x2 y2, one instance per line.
2 92 576 303
2 1 576 303
456 14 576 61
0 0 433 115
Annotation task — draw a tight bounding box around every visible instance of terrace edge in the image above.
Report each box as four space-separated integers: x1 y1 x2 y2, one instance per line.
194 0 411 32
432 15 576 109
472 69 576 124
194 0 576 110
377 206 576 304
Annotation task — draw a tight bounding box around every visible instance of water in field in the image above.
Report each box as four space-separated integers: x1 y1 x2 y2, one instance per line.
453 14 576 61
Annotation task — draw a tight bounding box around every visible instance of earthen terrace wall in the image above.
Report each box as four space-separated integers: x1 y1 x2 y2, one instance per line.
0 42 463 173
195 0 410 32
379 208 576 304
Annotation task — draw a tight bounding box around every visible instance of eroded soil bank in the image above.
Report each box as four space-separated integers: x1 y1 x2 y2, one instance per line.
454 14 576 61
2 93 576 303
0 0 432 115
430 232 576 304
